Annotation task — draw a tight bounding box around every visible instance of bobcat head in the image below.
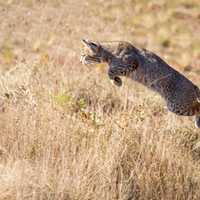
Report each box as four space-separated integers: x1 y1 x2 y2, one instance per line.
81 39 139 86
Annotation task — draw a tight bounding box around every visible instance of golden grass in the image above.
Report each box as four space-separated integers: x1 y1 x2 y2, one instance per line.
0 0 200 199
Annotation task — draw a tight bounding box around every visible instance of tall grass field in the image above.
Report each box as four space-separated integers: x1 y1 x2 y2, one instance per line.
0 0 200 199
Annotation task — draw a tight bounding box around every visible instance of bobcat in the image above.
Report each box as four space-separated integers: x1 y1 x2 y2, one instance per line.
81 39 200 128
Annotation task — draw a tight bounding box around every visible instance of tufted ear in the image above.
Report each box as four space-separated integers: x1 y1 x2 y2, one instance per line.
82 39 100 54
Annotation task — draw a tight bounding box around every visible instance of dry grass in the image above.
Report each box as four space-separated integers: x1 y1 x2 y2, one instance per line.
0 0 200 199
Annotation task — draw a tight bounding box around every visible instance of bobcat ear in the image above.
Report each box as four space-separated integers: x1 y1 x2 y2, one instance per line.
82 39 100 53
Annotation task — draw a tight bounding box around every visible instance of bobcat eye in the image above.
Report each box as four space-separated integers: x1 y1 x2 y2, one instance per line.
123 55 130 63
123 55 136 65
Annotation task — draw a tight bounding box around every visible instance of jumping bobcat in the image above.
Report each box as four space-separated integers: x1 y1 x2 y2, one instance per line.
81 39 200 128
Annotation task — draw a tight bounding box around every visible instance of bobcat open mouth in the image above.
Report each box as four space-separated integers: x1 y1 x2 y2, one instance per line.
80 54 101 65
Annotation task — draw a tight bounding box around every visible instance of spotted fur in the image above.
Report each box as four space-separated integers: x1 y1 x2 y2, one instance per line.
81 39 200 128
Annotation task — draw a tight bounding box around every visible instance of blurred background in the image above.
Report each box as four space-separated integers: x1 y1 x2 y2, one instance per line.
0 0 200 72
0 1 200 199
